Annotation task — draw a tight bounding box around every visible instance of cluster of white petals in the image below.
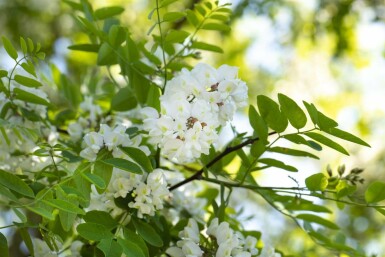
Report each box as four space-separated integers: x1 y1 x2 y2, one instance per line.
167 218 266 257
142 63 248 163
79 123 149 161
80 124 169 218
166 219 203 257
88 168 170 218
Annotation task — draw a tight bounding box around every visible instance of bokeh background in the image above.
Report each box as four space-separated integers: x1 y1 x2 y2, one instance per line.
1 0 385 256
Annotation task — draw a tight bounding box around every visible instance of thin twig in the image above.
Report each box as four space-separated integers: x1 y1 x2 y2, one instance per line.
169 131 277 191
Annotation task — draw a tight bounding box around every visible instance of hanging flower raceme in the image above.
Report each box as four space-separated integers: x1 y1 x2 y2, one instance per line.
142 63 248 163
80 124 170 218
166 218 267 257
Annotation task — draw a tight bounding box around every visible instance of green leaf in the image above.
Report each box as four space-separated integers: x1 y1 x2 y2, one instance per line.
19 227 34 256
84 210 118 230
111 87 138 111
77 222 113 241
0 169 34 198
27 38 34 52
165 30 190 43
304 132 349 155
119 146 153 172
159 0 178 8
303 101 318 126
108 25 127 47
210 14 228 21
268 147 319 159
81 172 106 189
13 88 50 106
20 37 28 54
248 105 268 144
0 70 7 78
163 11 186 22
336 180 356 199
68 43 100 52
72 164 91 206
186 10 199 27
97 42 117 66
42 199 85 215
117 238 146 257
278 93 307 129
305 173 328 191
36 52 45 60
257 95 288 133
26 205 54 220
250 140 266 158
123 228 149 257
2 36 18 60
14 75 42 88
296 214 339 229
133 218 163 247
285 202 331 213
258 158 298 172
201 23 230 32
94 150 113 193
94 6 125 20
101 158 143 175
375 207 385 217
98 238 123 257
365 181 385 204
57 190 78 232
0 232 9 257
191 41 223 53
326 128 370 147
0 184 19 202
20 62 37 77
195 4 207 16
317 111 338 131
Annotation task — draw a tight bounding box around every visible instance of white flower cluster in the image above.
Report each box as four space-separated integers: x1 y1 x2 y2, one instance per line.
143 63 248 163
79 123 149 162
89 168 170 218
68 96 102 141
166 218 260 257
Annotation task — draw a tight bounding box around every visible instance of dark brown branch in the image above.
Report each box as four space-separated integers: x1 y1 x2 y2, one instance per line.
169 131 277 191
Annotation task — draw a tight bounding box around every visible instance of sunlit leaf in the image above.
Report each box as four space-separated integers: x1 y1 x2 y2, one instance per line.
191 41 223 53
304 132 349 155
68 44 100 52
94 6 125 20
257 95 288 133
326 128 370 147
163 12 186 22
305 173 328 191
268 147 319 159
258 158 298 172
365 181 385 204
2 36 18 60
296 214 339 229
201 23 230 32
278 93 307 129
